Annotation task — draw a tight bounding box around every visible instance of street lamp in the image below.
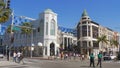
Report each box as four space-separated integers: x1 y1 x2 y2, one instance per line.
31 43 34 58
38 42 43 56
38 42 42 47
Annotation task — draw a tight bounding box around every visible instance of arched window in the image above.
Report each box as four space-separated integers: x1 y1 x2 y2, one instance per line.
50 19 55 35
46 22 48 35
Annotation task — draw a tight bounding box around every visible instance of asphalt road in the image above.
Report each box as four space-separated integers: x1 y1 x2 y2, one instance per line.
24 58 120 68
0 58 120 68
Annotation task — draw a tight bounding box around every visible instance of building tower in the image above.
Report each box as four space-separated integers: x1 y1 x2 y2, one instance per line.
77 9 99 58
38 9 59 57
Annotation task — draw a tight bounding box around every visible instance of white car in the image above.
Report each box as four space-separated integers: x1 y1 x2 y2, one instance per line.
110 55 116 60
0 54 4 58
103 55 116 60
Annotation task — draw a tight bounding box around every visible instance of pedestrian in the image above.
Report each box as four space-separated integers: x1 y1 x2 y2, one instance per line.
82 54 84 60
60 52 64 60
97 52 103 68
89 53 95 67
73 53 76 60
13 51 17 62
17 51 21 63
79 54 82 60
64 53 68 60
19 52 25 64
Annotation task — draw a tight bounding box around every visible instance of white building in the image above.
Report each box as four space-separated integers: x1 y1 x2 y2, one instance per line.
3 9 77 57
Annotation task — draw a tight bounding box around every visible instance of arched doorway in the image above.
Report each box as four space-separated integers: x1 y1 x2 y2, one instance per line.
50 42 55 56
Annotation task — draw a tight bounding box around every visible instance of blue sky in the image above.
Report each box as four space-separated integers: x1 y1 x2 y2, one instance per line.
11 0 120 31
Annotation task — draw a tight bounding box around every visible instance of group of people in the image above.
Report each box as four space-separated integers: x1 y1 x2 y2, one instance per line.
13 51 24 64
60 52 85 60
89 52 103 68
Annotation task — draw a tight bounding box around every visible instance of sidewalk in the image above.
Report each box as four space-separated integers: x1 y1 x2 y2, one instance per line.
0 57 28 68
0 61 19 66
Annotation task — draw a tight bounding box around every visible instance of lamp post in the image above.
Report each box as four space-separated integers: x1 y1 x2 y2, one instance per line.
31 43 34 58
38 42 43 56
38 42 42 47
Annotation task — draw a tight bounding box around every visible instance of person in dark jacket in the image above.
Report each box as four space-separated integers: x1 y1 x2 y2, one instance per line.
97 52 103 67
89 53 95 67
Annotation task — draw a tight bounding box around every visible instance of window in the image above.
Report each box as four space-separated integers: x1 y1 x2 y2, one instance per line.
82 18 86 20
38 27 40 32
88 25 91 36
82 25 87 37
82 21 87 24
92 26 98 38
50 19 55 35
64 37 67 50
46 22 48 35
93 41 99 48
82 41 87 47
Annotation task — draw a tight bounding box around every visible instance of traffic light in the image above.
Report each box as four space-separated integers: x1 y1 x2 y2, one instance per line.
7 0 10 9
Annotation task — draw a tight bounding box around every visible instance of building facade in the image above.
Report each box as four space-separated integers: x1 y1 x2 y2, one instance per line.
3 9 77 57
77 10 119 58
1 9 119 58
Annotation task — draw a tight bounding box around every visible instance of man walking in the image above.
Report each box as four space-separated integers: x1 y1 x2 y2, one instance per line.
89 53 95 67
97 52 102 68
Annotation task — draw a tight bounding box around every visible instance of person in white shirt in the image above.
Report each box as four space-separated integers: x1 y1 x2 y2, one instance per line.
13 51 17 62
17 51 21 63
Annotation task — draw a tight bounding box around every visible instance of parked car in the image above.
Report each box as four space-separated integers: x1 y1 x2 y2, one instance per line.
103 55 116 61
110 55 116 60
0 53 4 58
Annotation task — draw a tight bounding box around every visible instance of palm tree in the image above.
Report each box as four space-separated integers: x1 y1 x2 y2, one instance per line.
6 25 15 33
0 2 11 23
21 22 32 34
110 39 119 48
113 40 119 48
97 35 108 51
20 22 32 57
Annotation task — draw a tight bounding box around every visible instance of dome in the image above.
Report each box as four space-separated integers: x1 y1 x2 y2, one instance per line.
44 9 53 13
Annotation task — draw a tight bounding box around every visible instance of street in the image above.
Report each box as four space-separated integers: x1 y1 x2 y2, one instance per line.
0 57 120 68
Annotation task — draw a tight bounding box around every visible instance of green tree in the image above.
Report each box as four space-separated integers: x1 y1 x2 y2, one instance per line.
6 25 15 33
21 22 32 35
110 39 119 48
0 2 11 23
113 40 119 48
97 35 108 50
20 22 32 57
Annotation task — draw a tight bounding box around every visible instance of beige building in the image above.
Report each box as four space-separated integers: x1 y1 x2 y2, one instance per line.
77 10 119 58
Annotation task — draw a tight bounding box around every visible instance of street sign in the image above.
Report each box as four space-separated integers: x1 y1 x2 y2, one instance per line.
12 26 21 31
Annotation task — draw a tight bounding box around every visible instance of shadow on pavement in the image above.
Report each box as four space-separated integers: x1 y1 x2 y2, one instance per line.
80 65 90 68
